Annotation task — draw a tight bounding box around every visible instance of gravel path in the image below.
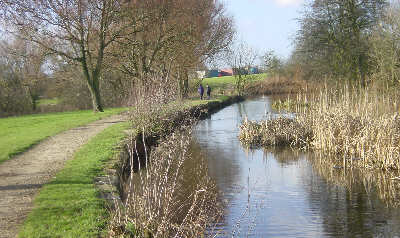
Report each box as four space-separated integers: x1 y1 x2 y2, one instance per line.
0 114 126 238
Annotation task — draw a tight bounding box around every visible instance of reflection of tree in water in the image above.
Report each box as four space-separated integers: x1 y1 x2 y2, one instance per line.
236 101 248 119
189 139 242 233
303 152 400 237
258 147 400 236
190 139 241 197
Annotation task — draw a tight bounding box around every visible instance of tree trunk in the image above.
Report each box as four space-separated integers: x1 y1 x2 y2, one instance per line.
81 56 104 112
181 69 189 99
178 69 189 99
183 78 189 98
359 55 366 87
87 78 104 112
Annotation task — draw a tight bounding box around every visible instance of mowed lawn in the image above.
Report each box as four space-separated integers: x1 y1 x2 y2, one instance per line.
0 108 127 163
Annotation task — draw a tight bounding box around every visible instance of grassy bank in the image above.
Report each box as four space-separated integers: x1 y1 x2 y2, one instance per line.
240 85 400 170
0 107 126 163
19 122 129 238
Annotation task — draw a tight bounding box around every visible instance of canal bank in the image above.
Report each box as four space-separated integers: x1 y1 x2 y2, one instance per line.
102 95 245 236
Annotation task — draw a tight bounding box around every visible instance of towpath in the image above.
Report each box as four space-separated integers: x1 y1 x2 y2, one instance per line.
0 114 127 238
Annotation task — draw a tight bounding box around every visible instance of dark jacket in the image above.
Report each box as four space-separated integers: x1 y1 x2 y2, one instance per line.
198 85 204 94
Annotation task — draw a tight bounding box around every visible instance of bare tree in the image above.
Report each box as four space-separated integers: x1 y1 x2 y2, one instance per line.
369 2 400 85
0 38 48 115
262 50 284 78
227 41 258 96
295 0 387 84
116 0 234 99
1 0 131 112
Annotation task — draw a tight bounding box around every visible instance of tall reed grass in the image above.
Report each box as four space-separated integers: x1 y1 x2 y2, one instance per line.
110 130 222 237
298 85 400 170
239 117 312 148
240 83 400 170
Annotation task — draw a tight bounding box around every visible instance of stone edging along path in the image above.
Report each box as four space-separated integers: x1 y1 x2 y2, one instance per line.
0 114 126 238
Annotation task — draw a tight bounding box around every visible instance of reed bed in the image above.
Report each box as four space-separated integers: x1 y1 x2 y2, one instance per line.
239 117 312 148
299 85 400 170
240 84 400 170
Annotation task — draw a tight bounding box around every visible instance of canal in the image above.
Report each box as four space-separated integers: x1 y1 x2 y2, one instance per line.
192 96 400 237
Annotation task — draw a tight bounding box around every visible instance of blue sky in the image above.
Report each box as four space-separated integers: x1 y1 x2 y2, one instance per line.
224 0 305 59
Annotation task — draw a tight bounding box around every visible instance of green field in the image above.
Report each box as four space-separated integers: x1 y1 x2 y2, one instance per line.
196 73 267 95
0 108 127 163
37 98 60 106
19 122 129 238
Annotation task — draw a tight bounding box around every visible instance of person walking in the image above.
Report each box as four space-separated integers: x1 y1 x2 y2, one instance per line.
198 84 204 100
206 84 211 100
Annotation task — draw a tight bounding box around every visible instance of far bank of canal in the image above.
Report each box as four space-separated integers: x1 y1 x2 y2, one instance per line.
191 96 400 237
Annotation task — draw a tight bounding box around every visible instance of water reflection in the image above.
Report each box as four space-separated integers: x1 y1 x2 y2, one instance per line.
308 153 400 237
192 97 400 237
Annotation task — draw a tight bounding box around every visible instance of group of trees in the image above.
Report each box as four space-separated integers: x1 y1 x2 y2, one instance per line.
0 37 48 115
0 0 233 114
292 0 400 86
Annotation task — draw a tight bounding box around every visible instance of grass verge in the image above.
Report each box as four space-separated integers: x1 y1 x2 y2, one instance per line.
0 107 127 163
18 121 129 238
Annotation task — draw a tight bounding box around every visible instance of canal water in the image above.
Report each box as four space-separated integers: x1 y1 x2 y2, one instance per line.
192 97 400 237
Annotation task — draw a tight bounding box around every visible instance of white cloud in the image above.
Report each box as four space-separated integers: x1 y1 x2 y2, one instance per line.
274 0 303 7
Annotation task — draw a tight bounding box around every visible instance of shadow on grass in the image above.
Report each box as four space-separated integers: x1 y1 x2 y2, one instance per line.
0 184 43 191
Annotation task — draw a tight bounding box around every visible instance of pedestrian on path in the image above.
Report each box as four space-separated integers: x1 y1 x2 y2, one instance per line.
198 84 204 100
206 84 211 100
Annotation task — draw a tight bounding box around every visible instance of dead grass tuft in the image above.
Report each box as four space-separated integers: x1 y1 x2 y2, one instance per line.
239 117 312 148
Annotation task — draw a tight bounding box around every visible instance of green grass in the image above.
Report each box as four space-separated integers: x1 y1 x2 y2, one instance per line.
192 73 267 95
17 96 238 237
19 122 129 238
185 95 231 107
37 98 60 106
202 73 266 87
0 107 127 163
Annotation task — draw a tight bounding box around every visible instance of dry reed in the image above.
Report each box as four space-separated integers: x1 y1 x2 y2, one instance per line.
109 74 222 237
297 84 400 170
240 83 400 170
239 117 312 149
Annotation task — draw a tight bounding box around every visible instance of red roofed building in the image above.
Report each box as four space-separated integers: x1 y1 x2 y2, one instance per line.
219 68 233 76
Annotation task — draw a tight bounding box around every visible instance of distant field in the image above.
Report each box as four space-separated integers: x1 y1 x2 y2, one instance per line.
0 108 127 163
195 73 267 95
37 98 60 106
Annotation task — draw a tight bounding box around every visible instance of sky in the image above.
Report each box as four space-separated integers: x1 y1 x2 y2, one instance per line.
224 0 305 59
